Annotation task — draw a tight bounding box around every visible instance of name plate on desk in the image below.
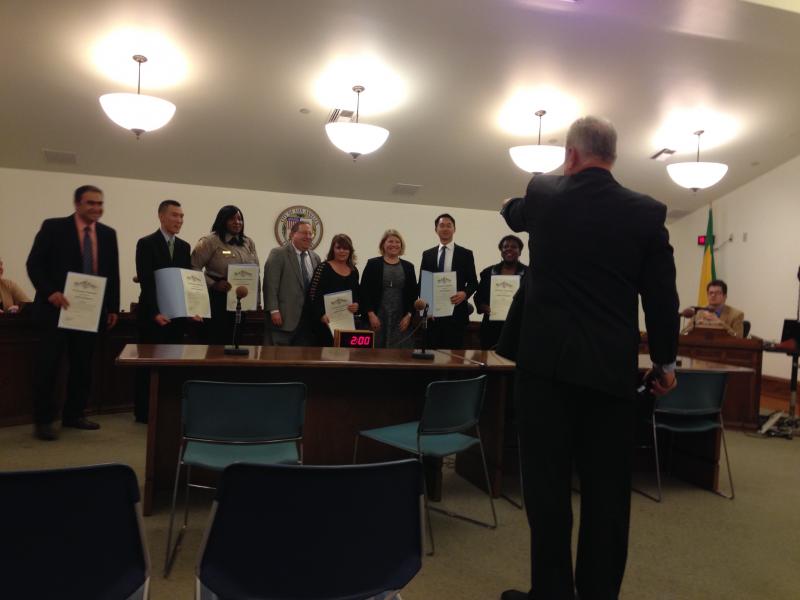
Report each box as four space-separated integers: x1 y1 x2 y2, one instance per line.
334 329 375 348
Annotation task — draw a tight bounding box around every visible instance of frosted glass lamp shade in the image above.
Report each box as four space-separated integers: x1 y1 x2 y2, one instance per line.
509 144 565 174
666 161 728 190
99 93 176 136
325 122 389 159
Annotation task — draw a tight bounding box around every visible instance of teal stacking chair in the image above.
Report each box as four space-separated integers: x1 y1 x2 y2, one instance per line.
164 381 306 577
354 375 497 555
636 371 734 502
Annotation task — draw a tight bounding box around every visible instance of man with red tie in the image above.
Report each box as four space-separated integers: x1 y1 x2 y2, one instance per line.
26 185 120 440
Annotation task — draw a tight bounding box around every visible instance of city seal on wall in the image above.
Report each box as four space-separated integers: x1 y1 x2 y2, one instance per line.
274 206 323 249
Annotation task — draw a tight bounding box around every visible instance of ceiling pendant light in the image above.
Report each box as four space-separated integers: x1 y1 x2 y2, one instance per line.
666 130 728 192
509 109 565 174
99 55 176 139
325 85 389 160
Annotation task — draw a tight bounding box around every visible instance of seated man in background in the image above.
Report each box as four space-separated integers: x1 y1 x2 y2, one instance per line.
682 279 745 337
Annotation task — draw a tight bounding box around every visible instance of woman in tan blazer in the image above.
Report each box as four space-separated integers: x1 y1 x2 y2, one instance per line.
0 257 31 313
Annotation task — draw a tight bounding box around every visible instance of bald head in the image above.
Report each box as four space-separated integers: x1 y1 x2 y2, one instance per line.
564 116 617 175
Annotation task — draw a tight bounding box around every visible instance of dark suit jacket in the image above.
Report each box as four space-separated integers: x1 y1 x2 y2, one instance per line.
359 257 417 317
419 244 478 322
502 167 679 400
26 215 120 328
135 230 192 323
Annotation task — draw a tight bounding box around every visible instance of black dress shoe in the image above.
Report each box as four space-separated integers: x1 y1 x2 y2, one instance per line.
62 417 100 430
500 591 530 600
34 423 58 441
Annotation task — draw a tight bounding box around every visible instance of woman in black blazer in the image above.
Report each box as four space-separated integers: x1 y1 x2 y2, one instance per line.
360 229 417 348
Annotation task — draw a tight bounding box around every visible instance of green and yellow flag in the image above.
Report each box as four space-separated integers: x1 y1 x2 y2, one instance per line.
697 208 717 306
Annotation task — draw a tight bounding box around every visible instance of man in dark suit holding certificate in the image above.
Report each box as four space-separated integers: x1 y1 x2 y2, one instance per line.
499 117 679 600
419 213 478 349
133 199 193 422
26 185 120 440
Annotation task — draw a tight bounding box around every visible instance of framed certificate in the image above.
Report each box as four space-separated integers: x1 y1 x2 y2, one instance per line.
57 272 107 333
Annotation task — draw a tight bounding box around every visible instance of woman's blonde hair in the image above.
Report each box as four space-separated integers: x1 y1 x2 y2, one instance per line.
378 229 406 256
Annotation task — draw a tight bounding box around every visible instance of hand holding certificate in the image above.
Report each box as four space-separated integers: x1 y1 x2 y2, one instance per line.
57 272 107 333
155 268 212 319
489 275 521 321
324 290 355 336
226 264 259 311
420 270 457 318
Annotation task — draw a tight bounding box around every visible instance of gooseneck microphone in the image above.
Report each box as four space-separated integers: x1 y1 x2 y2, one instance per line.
224 286 249 355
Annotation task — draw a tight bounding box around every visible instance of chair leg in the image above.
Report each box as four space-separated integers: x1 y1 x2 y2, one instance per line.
164 451 186 577
715 425 735 500
164 463 193 578
352 433 360 464
632 419 662 502
428 430 499 529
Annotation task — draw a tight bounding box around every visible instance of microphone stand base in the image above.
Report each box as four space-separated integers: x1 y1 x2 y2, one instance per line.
412 349 435 360
223 346 249 356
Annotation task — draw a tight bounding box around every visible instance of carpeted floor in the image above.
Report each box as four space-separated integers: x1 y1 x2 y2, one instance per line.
1 412 798 599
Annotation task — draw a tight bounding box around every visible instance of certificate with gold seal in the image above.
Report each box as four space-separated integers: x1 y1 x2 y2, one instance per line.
155 268 212 319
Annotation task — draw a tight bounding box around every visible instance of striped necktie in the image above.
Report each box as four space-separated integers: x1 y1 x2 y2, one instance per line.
82 227 93 274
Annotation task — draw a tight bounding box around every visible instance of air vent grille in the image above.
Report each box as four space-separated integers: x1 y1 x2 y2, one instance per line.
43 149 77 164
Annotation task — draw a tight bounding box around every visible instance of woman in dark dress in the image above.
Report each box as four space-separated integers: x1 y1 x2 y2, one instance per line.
360 229 417 348
306 233 360 346
474 234 527 349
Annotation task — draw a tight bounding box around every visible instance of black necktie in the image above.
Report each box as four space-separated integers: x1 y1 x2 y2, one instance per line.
437 246 446 272
82 227 93 274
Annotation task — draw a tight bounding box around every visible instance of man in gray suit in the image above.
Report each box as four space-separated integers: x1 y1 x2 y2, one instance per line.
263 221 321 345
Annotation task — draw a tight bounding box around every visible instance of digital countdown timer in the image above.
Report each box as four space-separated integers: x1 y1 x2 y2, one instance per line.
333 329 375 348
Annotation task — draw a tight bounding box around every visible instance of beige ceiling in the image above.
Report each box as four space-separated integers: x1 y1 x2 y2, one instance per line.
2 0 800 215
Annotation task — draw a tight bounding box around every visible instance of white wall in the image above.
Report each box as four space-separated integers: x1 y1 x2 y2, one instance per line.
0 167 525 320
667 154 800 378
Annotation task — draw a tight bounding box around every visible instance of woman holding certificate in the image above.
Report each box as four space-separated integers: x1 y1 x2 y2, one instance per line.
474 235 527 349
306 233 360 346
191 205 260 344
359 229 417 349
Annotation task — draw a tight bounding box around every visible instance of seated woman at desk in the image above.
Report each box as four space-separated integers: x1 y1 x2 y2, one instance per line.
0 257 31 314
306 234 360 346
681 279 745 337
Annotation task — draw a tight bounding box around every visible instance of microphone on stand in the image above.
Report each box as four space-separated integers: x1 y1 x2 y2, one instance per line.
224 286 249 355
412 298 434 360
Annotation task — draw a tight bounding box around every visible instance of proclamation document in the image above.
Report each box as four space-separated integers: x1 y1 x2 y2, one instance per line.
420 270 456 318
489 275 521 321
155 268 212 319
57 272 107 333
324 290 355 337
226 264 259 311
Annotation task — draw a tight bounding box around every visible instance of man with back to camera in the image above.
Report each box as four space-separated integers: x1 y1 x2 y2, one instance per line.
681 279 744 337
418 213 478 349
26 184 120 441
263 220 321 345
499 116 680 600
134 199 195 423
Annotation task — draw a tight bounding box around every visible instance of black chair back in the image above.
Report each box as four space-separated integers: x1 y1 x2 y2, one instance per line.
743 320 751 338
198 460 423 600
0 463 148 599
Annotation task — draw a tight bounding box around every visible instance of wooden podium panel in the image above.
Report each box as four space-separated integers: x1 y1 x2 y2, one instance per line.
116 345 514 515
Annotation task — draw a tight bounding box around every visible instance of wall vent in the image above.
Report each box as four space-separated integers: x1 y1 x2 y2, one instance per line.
326 109 355 124
650 148 675 161
43 148 77 164
392 183 422 196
